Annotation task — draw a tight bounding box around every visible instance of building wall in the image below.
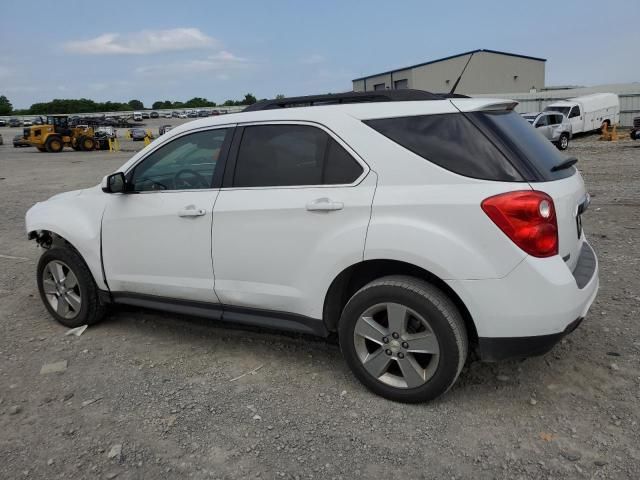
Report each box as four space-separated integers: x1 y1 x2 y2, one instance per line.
353 51 545 94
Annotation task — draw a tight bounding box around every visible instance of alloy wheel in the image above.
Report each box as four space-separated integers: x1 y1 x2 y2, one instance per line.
353 302 440 389
41 260 82 319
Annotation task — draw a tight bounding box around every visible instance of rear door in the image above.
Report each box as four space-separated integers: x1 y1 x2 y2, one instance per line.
211 122 374 318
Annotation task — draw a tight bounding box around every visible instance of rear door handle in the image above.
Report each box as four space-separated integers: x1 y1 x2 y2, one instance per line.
305 197 344 212
178 206 206 217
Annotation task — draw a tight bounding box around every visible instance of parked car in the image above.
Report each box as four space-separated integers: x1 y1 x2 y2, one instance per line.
630 116 640 140
178 112 188 119
132 112 143 122
521 112 572 150
23 119 33 127
544 93 619 135
129 128 147 141
13 134 31 147
187 110 197 118
150 111 159 119
163 112 172 119
142 112 150 119
25 90 598 403
9 117 21 127
0 119 7 127
171 111 179 118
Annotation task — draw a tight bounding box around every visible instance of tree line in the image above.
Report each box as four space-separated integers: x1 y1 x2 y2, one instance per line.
0 93 259 116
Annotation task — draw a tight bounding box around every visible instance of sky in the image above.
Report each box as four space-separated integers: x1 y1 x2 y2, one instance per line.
1 0 638 109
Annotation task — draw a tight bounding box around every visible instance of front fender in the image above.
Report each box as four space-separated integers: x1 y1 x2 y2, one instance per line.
25 186 108 290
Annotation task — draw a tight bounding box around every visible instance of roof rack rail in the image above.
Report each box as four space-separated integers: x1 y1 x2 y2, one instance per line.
243 89 449 112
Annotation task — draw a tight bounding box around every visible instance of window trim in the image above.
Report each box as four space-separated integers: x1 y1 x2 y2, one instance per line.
123 124 235 194
221 120 370 190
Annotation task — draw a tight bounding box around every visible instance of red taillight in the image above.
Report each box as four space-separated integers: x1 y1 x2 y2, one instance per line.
481 190 558 258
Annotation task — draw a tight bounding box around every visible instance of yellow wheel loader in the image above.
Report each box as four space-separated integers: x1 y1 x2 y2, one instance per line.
24 115 97 153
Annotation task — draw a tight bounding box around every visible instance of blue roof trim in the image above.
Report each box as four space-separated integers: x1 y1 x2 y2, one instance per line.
352 49 547 82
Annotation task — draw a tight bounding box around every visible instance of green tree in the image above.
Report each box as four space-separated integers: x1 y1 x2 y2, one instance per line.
275 94 285 100
128 99 144 110
0 95 12 115
242 93 257 105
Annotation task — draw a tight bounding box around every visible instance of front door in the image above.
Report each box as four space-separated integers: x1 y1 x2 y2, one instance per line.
102 127 231 302
212 123 375 319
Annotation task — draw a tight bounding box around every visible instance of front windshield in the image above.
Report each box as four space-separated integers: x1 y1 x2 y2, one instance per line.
545 106 570 116
522 115 537 124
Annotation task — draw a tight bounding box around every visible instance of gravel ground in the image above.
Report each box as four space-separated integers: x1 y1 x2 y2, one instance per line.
0 125 639 479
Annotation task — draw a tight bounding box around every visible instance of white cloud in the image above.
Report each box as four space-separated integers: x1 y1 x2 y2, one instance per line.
300 54 325 65
63 28 218 55
135 51 250 76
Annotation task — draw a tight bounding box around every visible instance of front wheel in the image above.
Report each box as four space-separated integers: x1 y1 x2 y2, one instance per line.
339 276 468 403
37 247 106 328
557 133 569 150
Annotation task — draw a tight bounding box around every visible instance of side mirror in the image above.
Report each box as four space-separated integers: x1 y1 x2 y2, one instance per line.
102 172 127 193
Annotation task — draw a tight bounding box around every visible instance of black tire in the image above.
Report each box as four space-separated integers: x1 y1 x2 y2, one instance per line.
36 247 106 328
339 275 468 403
77 136 95 151
557 133 570 150
45 136 63 153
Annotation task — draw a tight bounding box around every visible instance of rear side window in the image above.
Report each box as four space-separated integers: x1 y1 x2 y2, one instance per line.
233 125 363 187
364 114 522 182
467 110 575 181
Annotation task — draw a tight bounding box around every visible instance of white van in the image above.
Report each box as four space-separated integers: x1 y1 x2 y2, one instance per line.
544 93 619 135
132 111 143 122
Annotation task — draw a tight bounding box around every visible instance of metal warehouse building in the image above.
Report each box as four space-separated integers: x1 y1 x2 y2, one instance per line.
352 49 546 95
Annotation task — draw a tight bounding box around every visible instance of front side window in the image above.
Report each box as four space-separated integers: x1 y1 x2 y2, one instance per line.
130 128 228 192
535 115 549 127
569 106 581 118
233 125 363 187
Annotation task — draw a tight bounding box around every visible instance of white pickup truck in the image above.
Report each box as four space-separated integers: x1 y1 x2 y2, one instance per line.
544 93 619 135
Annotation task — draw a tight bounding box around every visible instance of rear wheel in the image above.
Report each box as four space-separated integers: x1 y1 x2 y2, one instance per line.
557 133 569 150
339 275 468 403
45 136 63 153
37 247 106 328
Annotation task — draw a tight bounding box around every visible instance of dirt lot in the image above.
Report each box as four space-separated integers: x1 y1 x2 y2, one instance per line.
0 124 639 479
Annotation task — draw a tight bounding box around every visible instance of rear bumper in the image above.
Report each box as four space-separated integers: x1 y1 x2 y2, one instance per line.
447 239 599 351
477 317 583 361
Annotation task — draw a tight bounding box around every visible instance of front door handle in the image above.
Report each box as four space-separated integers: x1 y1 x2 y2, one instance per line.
306 197 344 212
178 206 206 217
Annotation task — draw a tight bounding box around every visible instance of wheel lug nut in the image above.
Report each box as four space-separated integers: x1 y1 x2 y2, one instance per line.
402 342 409 349
385 349 392 356
382 337 389 344
398 352 404 359
392 332 399 339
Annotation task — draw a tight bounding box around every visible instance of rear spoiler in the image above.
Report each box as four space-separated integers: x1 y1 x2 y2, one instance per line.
449 98 519 113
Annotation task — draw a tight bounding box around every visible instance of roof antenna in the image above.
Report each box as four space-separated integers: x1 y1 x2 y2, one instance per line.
449 51 475 95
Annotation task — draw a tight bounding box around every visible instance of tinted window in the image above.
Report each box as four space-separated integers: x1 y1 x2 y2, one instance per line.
364 113 522 182
548 115 562 125
233 125 363 187
234 125 325 187
131 129 227 191
324 138 363 184
467 110 575 181
569 106 581 118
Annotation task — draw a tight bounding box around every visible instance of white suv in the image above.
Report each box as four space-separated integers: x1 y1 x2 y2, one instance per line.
26 91 598 402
